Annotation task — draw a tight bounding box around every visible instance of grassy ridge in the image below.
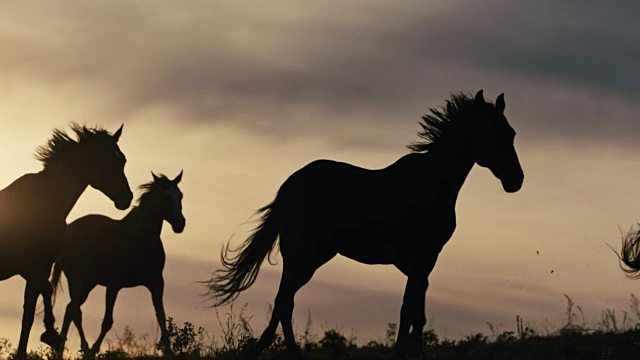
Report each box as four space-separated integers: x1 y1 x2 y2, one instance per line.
5 295 640 360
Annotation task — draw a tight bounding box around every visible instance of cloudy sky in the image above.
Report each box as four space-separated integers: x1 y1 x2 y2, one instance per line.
0 0 639 352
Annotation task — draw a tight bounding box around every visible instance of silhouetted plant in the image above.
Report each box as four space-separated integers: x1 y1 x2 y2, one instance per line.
0 338 13 359
384 323 397 347
319 329 349 357
8 345 56 360
630 293 640 323
97 349 129 360
300 311 317 353
215 303 255 353
559 295 588 335
516 315 536 340
105 326 154 357
157 317 205 357
422 328 439 348
457 333 488 350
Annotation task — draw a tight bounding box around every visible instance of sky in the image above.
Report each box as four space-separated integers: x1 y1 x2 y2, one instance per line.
0 0 639 353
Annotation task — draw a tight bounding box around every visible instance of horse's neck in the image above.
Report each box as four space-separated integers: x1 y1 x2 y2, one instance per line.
38 166 88 219
400 141 474 201
124 205 164 240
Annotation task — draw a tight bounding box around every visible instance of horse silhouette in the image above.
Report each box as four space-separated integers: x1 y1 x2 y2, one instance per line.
0 123 132 359
51 171 185 357
205 90 524 359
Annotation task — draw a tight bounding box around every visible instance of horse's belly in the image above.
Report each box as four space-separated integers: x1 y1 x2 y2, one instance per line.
0 269 18 281
338 250 394 265
336 232 395 265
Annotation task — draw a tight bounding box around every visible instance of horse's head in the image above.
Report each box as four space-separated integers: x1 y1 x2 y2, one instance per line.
467 90 524 193
83 124 133 209
149 171 186 233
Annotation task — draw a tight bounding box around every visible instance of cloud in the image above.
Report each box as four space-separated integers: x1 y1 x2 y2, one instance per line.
0 1 637 148
402 0 639 97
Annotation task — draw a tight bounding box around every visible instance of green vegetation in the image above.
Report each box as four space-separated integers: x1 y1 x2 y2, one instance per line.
5 296 640 360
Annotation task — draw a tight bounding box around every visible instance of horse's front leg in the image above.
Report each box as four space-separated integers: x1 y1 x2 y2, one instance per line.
147 277 172 355
394 275 428 360
91 286 120 354
16 280 39 360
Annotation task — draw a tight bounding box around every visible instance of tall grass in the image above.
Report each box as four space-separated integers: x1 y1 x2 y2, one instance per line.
6 294 640 359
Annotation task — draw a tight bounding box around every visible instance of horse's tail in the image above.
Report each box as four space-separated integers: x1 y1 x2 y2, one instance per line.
50 261 64 304
618 225 640 278
204 200 280 306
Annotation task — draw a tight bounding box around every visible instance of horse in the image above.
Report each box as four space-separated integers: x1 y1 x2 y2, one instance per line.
204 90 524 359
0 123 133 359
51 171 185 357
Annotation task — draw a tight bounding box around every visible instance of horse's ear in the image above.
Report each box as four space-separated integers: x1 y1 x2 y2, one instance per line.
496 93 505 114
474 89 485 103
151 171 160 182
173 170 183 184
113 124 124 142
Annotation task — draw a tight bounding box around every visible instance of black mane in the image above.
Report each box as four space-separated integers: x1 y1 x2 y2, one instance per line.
34 123 113 168
408 91 484 153
137 174 174 206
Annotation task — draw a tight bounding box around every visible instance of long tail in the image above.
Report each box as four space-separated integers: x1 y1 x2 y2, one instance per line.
50 261 64 305
618 225 640 278
204 200 279 306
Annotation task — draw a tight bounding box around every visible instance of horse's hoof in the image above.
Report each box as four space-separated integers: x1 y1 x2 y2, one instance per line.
13 351 27 360
41 330 64 351
81 349 96 360
406 339 423 355
392 350 408 360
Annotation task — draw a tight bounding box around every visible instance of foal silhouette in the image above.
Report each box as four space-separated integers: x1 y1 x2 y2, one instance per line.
0 124 132 359
205 90 524 360
51 172 185 357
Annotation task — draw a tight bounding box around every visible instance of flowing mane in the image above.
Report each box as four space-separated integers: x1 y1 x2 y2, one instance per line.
136 174 173 205
34 123 113 168
408 91 483 153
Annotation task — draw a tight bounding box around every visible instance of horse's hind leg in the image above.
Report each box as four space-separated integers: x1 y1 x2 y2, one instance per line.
63 279 94 354
253 237 335 357
91 286 121 354
40 279 64 352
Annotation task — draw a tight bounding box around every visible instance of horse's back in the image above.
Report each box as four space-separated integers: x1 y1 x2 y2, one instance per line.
282 159 381 196
69 214 118 229
0 173 45 224
67 214 121 247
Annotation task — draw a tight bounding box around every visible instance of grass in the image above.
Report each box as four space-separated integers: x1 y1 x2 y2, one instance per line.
4 295 640 360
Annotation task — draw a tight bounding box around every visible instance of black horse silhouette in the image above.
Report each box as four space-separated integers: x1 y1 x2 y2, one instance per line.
0 124 132 359
51 172 185 357
205 90 524 359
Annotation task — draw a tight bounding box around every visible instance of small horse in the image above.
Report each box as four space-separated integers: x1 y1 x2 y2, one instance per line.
51 171 185 357
205 90 524 359
0 123 133 359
